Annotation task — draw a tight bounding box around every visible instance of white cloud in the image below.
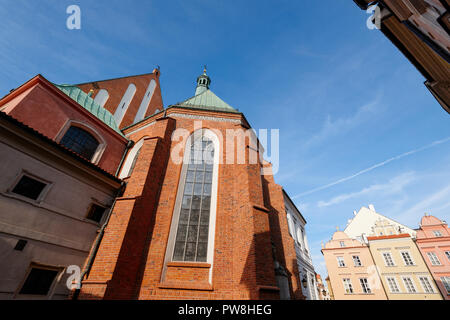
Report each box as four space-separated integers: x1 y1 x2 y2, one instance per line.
303 96 380 148
294 136 450 199
392 184 450 226
317 172 416 208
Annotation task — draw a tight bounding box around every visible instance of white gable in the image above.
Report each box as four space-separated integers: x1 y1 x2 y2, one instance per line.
344 205 416 239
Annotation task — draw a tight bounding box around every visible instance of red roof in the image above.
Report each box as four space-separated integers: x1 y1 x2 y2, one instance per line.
367 233 410 241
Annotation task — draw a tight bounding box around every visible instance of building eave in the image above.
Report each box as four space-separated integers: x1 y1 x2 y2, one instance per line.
0 111 123 186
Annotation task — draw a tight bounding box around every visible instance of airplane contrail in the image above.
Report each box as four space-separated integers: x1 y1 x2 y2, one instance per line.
293 136 450 199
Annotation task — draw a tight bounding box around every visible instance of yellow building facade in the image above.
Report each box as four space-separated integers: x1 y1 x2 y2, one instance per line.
368 231 442 300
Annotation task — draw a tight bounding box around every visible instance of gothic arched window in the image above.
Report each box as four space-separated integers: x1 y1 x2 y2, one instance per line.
60 126 99 160
170 130 219 263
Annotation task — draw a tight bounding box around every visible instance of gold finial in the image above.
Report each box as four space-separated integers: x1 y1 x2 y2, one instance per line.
203 64 207 74
88 89 94 97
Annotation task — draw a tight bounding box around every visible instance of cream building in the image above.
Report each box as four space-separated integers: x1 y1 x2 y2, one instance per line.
367 219 442 300
344 205 416 241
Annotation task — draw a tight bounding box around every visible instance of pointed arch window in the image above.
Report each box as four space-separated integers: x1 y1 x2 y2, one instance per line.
171 130 218 263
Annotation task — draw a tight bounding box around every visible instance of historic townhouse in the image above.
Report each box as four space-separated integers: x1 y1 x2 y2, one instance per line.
324 204 444 300
322 230 387 300
416 214 450 299
367 227 442 300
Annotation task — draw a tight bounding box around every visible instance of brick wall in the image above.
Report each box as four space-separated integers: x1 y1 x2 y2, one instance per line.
78 108 302 300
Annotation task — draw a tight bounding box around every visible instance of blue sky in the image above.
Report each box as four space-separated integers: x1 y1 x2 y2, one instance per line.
1 0 449 279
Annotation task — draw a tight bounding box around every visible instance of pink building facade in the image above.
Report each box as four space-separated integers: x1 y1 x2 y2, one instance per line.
322 231 387 300
416 214 450 300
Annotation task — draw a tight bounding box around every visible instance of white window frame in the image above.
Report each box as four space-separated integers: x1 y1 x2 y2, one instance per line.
286 211 294 238
441 276 450 294
402 276 417 293
295 226 303 248
337 256 346 267
340 241 346 248
418 276 435 294
386 277 401 293
342 278 354 294
433 230 443 237
400 251 415 266
162 129 220 284
427 252 441 266
352 255 362 267
359 278 371 294
382 252 395 267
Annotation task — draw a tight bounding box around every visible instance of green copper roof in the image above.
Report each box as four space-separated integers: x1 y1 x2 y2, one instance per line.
54 84 124 137
174 89 239 113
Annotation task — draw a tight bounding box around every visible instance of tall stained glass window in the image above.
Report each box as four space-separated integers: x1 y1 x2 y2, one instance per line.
173 134 215 262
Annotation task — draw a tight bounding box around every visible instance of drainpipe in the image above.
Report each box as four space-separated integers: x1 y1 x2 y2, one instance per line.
72 140 133 300
72 181 125 300
116 140 135 176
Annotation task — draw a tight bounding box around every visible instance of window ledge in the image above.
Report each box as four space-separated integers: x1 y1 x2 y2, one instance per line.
167 261 211 269
258 285 280 292
158 281 213 291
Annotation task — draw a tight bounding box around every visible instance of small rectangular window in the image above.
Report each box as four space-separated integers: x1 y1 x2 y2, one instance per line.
383 252 395 266
340 241 345 247
445 251 450 261
14 239 28 251
360 278 371 294
342 278 353 294
11 175 47 200
402 277 416 293
427 252 441 266
337 256 346 267
419 276 434 293
352 255 362 267
441 277 450 294
86 204 107 223
19 267 59 296
433 230 443 237
386 277 400 293
401 251 414 266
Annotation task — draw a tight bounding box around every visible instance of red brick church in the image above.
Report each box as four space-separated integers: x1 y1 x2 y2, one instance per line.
0 68 305 300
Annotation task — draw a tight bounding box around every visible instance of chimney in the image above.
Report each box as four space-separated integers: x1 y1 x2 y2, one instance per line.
368 204 375 212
